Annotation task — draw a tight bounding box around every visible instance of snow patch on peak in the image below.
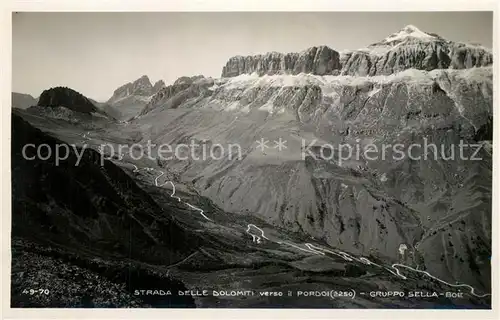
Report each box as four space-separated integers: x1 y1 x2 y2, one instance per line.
401 25 424 33
350 25 438 56
383 25 435 43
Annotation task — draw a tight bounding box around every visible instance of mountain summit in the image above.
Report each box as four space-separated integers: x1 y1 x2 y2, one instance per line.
379 24 439 44
106 75 166 120
152 80 166 92
107 75 155 104
342 24 492 75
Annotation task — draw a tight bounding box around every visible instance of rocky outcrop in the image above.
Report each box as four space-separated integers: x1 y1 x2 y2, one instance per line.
106 75 167 120
221 46 340 77
340 41 450 76
152 80 166 93
107 75 154 104
139 76 214 116
449 43 493 69
340 42 491 76
37 86 98 114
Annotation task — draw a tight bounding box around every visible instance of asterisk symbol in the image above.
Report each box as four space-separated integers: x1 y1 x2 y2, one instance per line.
255 138 269 152
273 138 287 151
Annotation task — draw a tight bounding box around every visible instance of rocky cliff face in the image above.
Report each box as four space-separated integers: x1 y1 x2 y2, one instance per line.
221 25 492 78
139 75 214 116
152 80 166 92
221 46 340 77
106 75 166 120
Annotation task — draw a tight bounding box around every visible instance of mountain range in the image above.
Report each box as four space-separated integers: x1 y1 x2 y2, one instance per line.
221 25 492 77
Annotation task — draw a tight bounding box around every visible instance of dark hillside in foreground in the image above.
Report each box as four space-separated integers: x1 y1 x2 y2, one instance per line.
10 114 198 307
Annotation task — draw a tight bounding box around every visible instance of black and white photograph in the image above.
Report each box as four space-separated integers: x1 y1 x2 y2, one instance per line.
4 5 496 315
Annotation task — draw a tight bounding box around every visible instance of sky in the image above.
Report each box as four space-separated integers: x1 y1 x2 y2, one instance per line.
12 12 493 101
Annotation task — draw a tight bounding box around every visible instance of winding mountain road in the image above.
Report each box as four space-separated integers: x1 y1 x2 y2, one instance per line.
132 159 492 298
84 133 490 299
